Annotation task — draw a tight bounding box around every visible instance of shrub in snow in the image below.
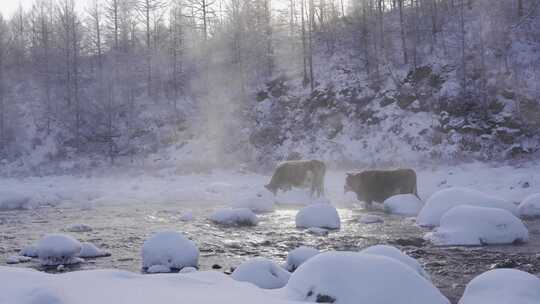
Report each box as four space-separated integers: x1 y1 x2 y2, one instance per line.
383 194 423 216
0 191 32 210
417 187 518 227
518 193 540 218
358 214 384 224
210 208 258 226
425 205 529 246
286 251 449 304
19 244 39 257
359 245 430 280
231 197 275 213
459 269 540 304
36 234 83 266
141 231 199 272
66 224 93 233
286 247 319 272
79 242 110 258
231 257 291 289
296 204 340 230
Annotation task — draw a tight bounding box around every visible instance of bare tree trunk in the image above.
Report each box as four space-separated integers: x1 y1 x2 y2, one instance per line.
460 0 467 93
398 0 408 64
301 0 309 86
309 0 315 91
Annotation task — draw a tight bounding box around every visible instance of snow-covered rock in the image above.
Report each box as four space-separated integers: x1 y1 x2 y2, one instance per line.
232 197 275 213
6 256 31 264
358 214 384 224
231 257 291 289
79 242 110 258
147 265 172 274
384 194 424 216
66 224 93 233
518 193 540 217
360 245 430 280
295 204 340 229
210 208 258 226
179 266 198 273
425 205 529 246
19 244 39 257
141 231 199 272
285 247 319 272
0 191 32 210
36 234 83 266
459 269 540 304
417 187 518 227
286 251 449 304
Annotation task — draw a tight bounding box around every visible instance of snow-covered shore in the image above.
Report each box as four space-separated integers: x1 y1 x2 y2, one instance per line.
0 161 539 211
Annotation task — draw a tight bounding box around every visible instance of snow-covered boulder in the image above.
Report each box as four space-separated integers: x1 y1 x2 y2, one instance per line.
518 193 540 218
286 251 449 304
36 234 83 266
359 214 384 224
359 245 430 280
6 255 31 264
295 204 340 230
459 269 540 304
66 224 93 233
231 257 291 289
79 242 110 258
210 208 258 226
231 197 275 213
141 231 199 272
19 244 39 257
384 194 423 216
417 187 518 227
425 205 529 246
285 247 320 272
0 191 32 210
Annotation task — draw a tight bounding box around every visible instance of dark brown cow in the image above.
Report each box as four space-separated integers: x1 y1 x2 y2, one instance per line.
345 168 419 206
265 160 326 197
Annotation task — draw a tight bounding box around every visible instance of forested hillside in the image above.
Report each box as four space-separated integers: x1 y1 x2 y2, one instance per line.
0 0 538 175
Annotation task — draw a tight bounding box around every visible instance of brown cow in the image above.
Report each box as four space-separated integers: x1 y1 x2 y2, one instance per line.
344 168 419 206
265 160 326 197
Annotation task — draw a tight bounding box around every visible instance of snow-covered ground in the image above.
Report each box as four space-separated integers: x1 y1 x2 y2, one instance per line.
1 162 539 211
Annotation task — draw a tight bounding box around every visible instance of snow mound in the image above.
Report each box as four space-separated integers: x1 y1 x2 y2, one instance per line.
0 191 32 210
358 214 384 224
231 197 275 213
147 265 172 274
180 211 194 221
66 224 93 232
360 245 430 280
459 269 540 304
210 208 258 226
79 242 110 258
296 204 341 229
417 187 518 227
36 234 82 266
425 205 529 246
141 231 199 272
286 251 449 304
231 257 291 289
285 247 320 272
19 244 39 257
384 194 424 216
518 193 540 218
0 267 294 304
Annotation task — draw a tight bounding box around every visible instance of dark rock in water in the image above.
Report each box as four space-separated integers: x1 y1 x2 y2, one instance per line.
390 237 426 247
490 258 519 269
212 264 222 269
316 294 336 303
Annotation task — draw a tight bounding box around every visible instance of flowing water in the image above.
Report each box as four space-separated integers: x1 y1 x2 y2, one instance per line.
1 203 540 303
